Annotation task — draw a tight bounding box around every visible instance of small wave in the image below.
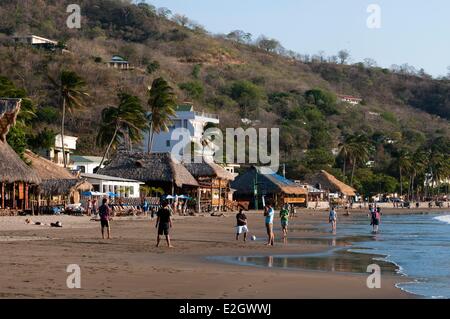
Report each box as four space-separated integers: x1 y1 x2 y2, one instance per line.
395 280 425 298
434 215 450 225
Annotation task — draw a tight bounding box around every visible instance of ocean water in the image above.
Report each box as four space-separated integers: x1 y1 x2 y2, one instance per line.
212 213 450 299
336 213 450 299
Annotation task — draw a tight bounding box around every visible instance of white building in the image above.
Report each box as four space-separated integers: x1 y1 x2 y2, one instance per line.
38 134 78 166
12 35 58 49
143 104 220 155
81 173 143 198
70 156 105 174
338 94 363 105
224 164 240 178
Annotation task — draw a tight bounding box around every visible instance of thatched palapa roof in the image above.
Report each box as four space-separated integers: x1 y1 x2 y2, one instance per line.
98 152 199 188
24 150 92 196
306 170 356 196
232 166 307 196
0 99 41 184
184 158 236 181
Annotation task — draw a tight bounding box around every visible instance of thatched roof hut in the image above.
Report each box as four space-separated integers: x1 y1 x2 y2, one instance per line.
306 170 356 197
98 152 199 188
0 99 41 184
24 150 91 197
184 159 236 181
232 166 307 196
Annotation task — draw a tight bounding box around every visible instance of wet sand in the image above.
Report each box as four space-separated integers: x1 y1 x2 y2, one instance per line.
0 210 440 299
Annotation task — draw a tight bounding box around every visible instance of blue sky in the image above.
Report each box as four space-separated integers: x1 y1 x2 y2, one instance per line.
145 0 450 77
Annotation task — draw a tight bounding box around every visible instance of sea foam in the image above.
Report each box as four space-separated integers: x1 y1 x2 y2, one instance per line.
434 215 450 225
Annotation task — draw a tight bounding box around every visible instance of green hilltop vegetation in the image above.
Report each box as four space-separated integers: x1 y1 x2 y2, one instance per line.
0 0 448 199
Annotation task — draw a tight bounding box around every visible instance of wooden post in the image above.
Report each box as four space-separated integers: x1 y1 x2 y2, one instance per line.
37 194 41 216
218 179 222 212
1 182 4 209
12 182 16 209
210 179 214 212
197 188 201 213
25 183 29 210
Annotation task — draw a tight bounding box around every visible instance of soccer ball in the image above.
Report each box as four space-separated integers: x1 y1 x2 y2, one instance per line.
251 235 257 241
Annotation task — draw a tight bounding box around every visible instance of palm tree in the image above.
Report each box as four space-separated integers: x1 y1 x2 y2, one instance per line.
409 150 427 201
338 137 352 182
429 151 450 197
97 93 149 168
349 134 371 186
395 149 413 198
50 70 89 167
339 134 371 186
146 77 177 154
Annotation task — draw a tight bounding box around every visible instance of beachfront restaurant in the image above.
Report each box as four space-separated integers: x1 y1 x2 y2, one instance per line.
24 150 92 212
80 173 143 199
1 99 41 213
184 159 237 212
231 166 308 209
98 151 200 206
305 170 357 205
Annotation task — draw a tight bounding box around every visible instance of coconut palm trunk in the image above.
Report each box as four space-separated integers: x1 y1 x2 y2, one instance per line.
147 122 153 154
99 124 120 169
399 167 403 198
350 157 356 186
342 157 347 182
61 98 67 168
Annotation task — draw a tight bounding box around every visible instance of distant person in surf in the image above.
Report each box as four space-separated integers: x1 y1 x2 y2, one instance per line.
370 206 382 233
329 207 337 234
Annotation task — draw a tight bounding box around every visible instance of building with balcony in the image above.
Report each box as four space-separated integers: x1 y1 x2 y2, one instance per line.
37 134 78 167
143 104 220 156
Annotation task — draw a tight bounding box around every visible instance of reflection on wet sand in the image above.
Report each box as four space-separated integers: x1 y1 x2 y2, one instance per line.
232 249 398 275
287 235 374 247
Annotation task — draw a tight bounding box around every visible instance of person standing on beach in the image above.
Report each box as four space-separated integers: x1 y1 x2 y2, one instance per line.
86 199 92 215
370 207 382 233
99 198 111 239
280 204 290 242
156 201 173 248
264 203 275 246
142 198 149 216
329 207 337 234
235 209 248 242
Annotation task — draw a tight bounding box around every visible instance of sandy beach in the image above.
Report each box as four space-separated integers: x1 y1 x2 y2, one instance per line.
1 208 448 299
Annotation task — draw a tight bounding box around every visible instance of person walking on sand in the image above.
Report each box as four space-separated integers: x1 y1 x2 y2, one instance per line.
264 203 275 246
156 201 173 248
235 209 248 242
99 198 111 239
280 204 290 241
329 206 337 234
